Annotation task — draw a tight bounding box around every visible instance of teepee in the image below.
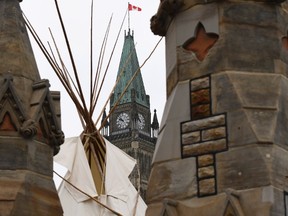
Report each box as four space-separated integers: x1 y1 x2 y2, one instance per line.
24 0 162 215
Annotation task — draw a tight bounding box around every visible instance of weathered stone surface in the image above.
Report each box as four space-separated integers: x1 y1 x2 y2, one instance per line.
146 193 229 216
270 187 286 215
0 0 40 82
147 187 280 216
217 145 271 192
269 146 288 190
225 110 257 148
0 138 53 176
274 76 288 149
152 81 190 163
221 3 277 27
218 73 279 108
212 72 288 147
238 187 280 216
244 108 277 143
0 170 62 216
146 157 197 203
167 65 178 97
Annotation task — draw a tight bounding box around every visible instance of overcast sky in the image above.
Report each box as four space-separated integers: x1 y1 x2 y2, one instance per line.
20 0 166 138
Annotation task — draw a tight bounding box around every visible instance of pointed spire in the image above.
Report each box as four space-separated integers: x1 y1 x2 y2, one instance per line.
110 30 150 108
101 108 109 136
151 109 159 138
0 0 42 113
0 0 40 81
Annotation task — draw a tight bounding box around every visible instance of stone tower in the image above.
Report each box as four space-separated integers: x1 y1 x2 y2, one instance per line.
146 0 288 215
108 30 157 200
0 0 63 215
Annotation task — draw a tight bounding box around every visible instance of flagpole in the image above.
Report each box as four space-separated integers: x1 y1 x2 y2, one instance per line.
128 2 130 30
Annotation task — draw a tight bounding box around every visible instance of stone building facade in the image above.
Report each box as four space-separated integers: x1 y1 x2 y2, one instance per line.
146 1 288 215
0 0 64 215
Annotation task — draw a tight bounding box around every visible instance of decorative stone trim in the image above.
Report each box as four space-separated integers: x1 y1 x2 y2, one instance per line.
181 75 228 197
19 119 37 138
183 23 219 62
0 77 64 155
182 137 227 157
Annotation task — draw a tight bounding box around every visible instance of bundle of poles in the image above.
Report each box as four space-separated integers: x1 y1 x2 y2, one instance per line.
23 0 162 212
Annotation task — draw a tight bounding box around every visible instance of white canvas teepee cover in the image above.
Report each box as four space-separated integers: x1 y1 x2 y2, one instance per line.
54 136 147 216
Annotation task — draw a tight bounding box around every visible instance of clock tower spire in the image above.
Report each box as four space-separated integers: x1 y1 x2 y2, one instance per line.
110 29 150 109
108 29 156 200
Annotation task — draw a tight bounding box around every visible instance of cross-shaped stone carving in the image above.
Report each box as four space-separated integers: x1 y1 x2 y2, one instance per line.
181 76 228 197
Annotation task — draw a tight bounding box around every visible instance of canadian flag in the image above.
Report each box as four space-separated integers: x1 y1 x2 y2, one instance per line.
128 3 142 11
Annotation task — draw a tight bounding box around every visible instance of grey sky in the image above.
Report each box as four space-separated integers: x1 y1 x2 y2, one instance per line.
21 0 166 137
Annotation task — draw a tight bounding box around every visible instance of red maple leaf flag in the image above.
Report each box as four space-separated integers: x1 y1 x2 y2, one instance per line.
128 3 142 11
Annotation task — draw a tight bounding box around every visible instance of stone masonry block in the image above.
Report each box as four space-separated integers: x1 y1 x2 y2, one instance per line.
183 138 227 157
182 131 200 145
191 89 210 105
198 154 214 167
198 178 216 196
198 166 215 179
182 114 226 133
202 126 226 141
190 76 210 91
191 104 211 119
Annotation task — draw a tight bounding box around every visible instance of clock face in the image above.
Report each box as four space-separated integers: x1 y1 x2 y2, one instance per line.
116 112 130 129
137 113 145 130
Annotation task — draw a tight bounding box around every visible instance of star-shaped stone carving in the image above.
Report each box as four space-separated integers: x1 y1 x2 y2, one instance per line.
183 23 219 61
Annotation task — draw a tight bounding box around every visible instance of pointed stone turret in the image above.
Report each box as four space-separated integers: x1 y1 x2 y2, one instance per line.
147 0 288 215
151 109 159 138
0 0 63 215
101 108 109 137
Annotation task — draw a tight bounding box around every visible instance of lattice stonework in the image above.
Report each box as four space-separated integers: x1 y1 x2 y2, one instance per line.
181 75 228 197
